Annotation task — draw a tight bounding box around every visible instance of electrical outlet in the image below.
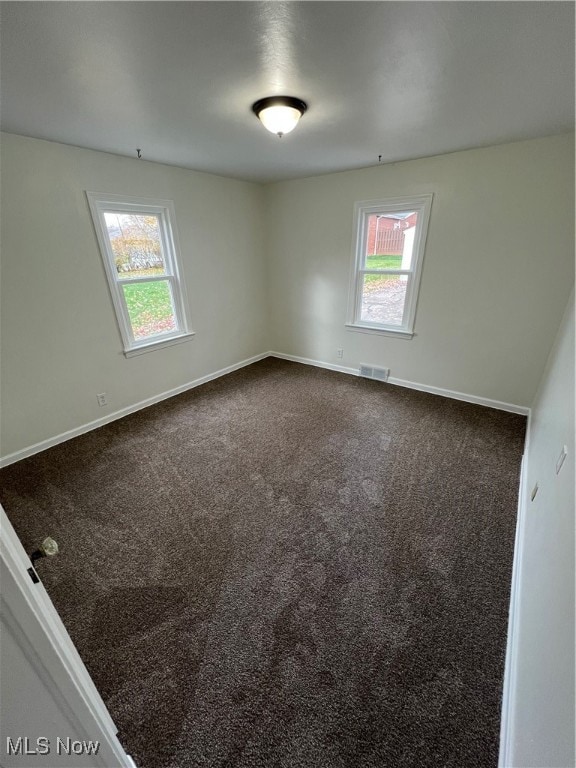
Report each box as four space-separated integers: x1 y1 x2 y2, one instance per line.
556 445 567 475
336 348 344 359
96 393 107 407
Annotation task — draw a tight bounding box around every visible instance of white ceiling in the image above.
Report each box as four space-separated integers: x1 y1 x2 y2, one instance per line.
1 2 573 183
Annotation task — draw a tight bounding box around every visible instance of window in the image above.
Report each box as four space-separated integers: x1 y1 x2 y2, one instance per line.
346 195 433 338
87 193 193 356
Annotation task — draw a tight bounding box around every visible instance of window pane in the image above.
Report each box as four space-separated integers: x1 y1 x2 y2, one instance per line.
103 212 167 279
122 280 177 340
365 211 418 270
360 274 408 326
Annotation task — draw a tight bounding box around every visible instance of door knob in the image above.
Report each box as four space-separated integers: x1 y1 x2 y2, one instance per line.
30 537 59 564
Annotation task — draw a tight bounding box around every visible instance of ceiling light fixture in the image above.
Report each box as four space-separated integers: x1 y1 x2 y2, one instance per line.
252 96 308 138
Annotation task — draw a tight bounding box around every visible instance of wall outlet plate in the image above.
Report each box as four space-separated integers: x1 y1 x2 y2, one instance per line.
556 445 567 475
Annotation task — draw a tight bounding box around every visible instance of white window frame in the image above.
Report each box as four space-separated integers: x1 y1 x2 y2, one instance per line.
87 192 194 357
346 194 433 339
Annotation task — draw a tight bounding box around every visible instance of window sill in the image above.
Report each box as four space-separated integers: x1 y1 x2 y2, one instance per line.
345 323 414 340
124 331 196 358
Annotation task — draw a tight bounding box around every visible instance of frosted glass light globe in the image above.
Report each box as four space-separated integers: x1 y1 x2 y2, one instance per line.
258 105 302 137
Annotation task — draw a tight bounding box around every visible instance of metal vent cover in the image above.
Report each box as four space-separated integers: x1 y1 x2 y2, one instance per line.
359 365 390 382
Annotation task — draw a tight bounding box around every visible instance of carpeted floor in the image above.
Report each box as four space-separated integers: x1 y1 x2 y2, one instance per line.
0 358 526 768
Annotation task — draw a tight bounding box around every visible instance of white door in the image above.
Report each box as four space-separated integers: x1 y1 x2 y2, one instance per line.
1 505 136 767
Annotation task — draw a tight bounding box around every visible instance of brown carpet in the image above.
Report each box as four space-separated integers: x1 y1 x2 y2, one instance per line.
0 358 526 768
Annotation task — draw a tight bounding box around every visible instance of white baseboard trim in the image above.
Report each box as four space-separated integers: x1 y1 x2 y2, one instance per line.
269 351 360 378
268 351 530 416
387 376 530 416
498 411 532 768
0 352 269 468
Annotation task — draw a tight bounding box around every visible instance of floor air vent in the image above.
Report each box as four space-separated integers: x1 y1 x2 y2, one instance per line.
359 365 390 382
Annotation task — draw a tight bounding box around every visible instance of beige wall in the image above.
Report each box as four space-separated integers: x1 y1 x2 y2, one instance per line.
1 133 574 459
265 133 574 407
0 133 267 457
502 290 574 767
